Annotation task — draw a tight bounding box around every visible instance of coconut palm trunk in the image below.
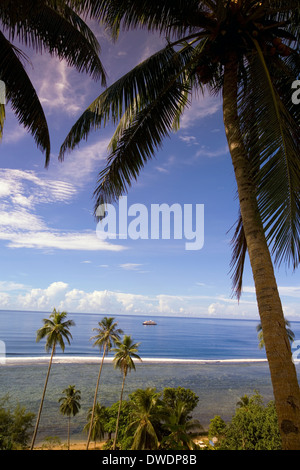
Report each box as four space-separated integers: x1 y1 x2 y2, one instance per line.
67 415 71 450
86 343 107 450
113 369 126 450
30 344 55 450
223 57 300 450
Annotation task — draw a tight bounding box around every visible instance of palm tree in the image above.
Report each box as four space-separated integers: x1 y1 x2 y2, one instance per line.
0 0 106 162
112 335 142 450
58 385 81 450
127 387 162 450
257 318 295 350
30 308 75 450
161 400 203 450
84 402 107 448
86 316 123 450
60 1 300 449
236 394 251 409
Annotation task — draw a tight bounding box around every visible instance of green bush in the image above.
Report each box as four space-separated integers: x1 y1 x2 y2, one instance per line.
208 391 282 450
0 396 35 450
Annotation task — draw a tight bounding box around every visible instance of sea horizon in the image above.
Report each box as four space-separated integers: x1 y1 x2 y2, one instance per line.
1 309 300 362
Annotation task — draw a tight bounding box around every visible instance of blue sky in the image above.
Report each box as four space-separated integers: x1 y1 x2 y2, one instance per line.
0 24 300 319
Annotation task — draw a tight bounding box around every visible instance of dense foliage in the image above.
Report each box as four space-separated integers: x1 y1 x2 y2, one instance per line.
208 392 282 450
0 396 34 450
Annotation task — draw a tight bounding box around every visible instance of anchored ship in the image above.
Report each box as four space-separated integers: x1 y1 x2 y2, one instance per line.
142 320 157 325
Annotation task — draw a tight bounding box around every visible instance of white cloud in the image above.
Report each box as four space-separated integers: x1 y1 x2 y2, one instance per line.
0 168 125 252
0 169 76 207
17 282 69 311
207 301 258 318
179 135 198 145
4 280 300 319
195 145 229 159
0 292 10 307
2 124 28 145
37 57 89 116
0 281 28 292
49 138 111 188
119 263 143 270
243 285 300 299
0 230 125 251
0 281 253 317
180 94 221 129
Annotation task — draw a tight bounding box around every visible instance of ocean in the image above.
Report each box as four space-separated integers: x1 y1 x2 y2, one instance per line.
0 310 287 360
1 310 300 443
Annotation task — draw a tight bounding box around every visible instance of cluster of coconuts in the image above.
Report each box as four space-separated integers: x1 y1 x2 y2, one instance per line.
251 29 292 57
195 64 213 84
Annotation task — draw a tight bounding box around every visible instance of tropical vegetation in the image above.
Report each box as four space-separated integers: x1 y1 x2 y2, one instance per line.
59 0 300 449
84 402 107 448
0 386 284 450
0 314 292 451
112 335 142 449
86 317 123 450
208 391 282 450
58 385 81 450
0 395 35 450
30 308 75 449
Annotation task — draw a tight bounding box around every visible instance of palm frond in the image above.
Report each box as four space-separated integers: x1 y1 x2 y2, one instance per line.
238 44 300 270
0 31 51 163
0 0 106 84
59 43 196 159
229 212 248 301
69 0 213 39
94 80 190 210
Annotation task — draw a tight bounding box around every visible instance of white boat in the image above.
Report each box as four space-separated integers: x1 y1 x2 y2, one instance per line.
142 320 157 325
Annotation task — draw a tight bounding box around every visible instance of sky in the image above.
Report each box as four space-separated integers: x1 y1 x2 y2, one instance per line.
0 22 300 320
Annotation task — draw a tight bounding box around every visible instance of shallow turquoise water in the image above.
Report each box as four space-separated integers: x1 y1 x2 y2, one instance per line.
0 360 279 443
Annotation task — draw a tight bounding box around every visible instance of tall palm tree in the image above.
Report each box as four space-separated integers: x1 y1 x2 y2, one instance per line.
58 384 81 450
257 318 295 350
0 0 106 162
112 335 142 450
127 387 162 450
86 316 123 450
30 308 75 450
84 402 107 448
60 1 300 449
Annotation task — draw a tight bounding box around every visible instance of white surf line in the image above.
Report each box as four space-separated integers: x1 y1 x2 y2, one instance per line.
1 356 269 365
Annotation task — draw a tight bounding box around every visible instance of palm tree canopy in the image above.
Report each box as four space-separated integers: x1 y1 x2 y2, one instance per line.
113 335 142 376
36 308 75 353
59 385 81 417
84 402 107 440
162 400 203 450
128 388 162 450
0 0 107 164
90 316 124 352
60 0 300 298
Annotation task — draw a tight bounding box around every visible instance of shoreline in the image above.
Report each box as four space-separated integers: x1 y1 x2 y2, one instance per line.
1 355 270 365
